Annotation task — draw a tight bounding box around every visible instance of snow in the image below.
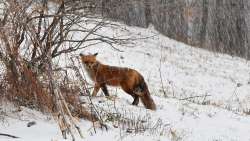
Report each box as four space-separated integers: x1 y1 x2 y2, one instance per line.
1 22 250 141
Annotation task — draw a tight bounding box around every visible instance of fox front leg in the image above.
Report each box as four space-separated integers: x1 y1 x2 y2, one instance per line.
101 84 109 97
92 83 100 96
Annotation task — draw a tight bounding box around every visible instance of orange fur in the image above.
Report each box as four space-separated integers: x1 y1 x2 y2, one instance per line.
80 53 156 110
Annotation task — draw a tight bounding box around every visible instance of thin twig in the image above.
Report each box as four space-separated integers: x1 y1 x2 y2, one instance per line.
179 94 211 101
0 133 19 138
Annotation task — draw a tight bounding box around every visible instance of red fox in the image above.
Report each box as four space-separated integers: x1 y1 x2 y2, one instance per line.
80 53 156 110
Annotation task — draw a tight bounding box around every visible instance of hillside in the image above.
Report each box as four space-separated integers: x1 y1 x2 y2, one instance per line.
1 23 250 141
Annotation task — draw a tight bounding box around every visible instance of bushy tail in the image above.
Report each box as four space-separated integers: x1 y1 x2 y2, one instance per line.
137 78 156 110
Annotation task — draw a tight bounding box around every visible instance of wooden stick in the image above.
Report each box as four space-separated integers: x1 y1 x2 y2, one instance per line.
0 133 19 138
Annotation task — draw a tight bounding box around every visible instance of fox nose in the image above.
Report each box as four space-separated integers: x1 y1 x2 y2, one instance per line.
79 53 83 56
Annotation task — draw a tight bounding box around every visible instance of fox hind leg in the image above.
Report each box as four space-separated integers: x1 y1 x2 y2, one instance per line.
125 91 139 105
121 83 139 106
132 95 139 105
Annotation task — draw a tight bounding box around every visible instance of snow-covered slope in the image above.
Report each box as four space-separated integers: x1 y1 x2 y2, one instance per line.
1 23 250 141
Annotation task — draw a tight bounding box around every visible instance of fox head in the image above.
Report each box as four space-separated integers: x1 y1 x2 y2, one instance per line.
79 53 98 69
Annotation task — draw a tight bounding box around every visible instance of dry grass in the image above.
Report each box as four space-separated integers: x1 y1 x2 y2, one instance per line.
4 65 53 112
0 62 97 122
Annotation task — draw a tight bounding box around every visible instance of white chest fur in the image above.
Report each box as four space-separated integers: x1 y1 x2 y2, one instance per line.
83 65 96 81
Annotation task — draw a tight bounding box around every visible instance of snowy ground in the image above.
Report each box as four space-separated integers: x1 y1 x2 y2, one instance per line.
1 22 250 141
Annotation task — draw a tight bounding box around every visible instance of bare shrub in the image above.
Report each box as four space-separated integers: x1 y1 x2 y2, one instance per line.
0 0 130 139
5 64 53 112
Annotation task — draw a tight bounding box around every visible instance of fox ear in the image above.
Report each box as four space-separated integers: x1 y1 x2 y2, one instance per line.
93 53 98 56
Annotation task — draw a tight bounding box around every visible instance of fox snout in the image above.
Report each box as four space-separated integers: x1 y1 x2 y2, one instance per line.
83 62 91 67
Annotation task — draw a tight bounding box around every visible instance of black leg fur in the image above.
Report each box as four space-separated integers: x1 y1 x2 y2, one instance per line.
101 84 109 96
132 95 139 105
